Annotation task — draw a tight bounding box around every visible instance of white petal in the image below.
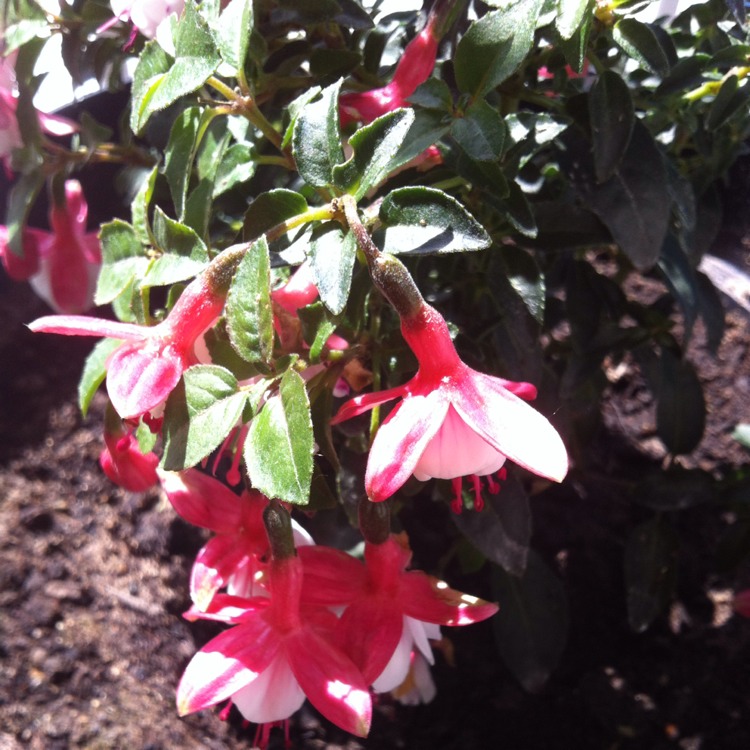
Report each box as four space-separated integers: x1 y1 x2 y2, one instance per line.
412 405 506 481
404 617 440 665
232 652 305 723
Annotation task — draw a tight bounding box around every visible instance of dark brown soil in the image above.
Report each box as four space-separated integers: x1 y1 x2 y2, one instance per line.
1 258 750 750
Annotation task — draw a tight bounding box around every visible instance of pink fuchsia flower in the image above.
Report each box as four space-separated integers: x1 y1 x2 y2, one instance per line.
332 301 568 505
176 547 372 737
1 181 101 314
109 0 185 40
100 431 159 492
29 269 226 419
297 534 498 691
159 469 312 609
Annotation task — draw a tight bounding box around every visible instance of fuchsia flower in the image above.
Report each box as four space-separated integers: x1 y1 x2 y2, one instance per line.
100 431 159 492
159 469 311 609
108 0 185 40
1 181 101 314
29 270 224 419
176 552 372 738
298 534 498 690
332 302 568 505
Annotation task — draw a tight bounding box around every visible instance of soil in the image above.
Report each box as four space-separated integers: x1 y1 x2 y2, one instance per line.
1 240 750 750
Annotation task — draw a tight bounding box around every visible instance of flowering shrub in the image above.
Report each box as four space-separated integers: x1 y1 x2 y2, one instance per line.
3 0 750 745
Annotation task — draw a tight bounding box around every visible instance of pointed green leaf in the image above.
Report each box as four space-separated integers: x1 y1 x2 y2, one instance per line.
492 551 569 693
129 41 172 135
308 223 357 315
452 99 507 162
96 221 150 305
213 143 256 197
143 209 209 287
624 518 678 633
225 236 274 364
161 365 248 470
454 0 544 98
292 79 345 188
78 339 124 417
164 107 202 219
332 109 416 199
555 0 593 40
589 70 634 182
379 186 490 255
131 166 159 245
245 369 314 505
244 189 309 241
216 0 254 71
613 18 670 77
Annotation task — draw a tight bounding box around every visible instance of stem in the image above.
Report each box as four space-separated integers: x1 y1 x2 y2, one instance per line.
205 76 240 103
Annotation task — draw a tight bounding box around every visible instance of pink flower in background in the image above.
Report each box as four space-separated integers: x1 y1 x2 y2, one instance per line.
29 271 225 419
1 181 101 314
109 0 185 40
332 302 568 505
297 535 498 691
176 554 372 738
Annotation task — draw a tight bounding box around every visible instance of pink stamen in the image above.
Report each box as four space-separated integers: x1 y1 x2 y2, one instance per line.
470 474 484 512
486 474 501 495
450 477 463 514
498 467 508 481
218 699 232 721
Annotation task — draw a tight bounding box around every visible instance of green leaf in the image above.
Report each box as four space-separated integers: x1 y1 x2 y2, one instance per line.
451 99 507 162
213 143 256 197
613 18 671 77
707 75 750 130
555 0 593 41
492 551 569 693
161 365 248 470
130 0 221 134
96 221 149 305
656 347 705 456
245 369 314 505
657 234 700 344
454 0 544 98
500 245 545 324
131 166 159 245
225 236 274 365
298 302 339 363
308 223 357 315
78 339 123 417
164 107 202 219
143 209 209 287
452 474 531 576
292 79 345 188
333 109 415 199
183 178 214 238
505 111 570 170
589 70 634 182
487 181 537 238
244 189 309 241
3 0 48 53
5 169 44 258
733 424 750 450
216 0 254 71
633 468 714 511
408 78 454 111
378 186 491 255
389 109 450 171
624 518 678 633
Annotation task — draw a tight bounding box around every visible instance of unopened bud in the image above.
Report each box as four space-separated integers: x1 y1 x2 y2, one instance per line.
369 253 424 319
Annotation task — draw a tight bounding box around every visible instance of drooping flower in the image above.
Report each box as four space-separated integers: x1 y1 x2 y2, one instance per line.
159 469 312 609
100 432 159 492
176 505 372 739
332 301 568 504
29 269 225 419
1 181 101 314
298 534 498 691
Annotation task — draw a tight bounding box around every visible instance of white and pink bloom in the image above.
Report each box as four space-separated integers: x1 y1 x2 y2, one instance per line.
109 0 185 40
176 549 372 738
332 301 568 505
298 534 498 691
29 270 225 419
0 180 101 314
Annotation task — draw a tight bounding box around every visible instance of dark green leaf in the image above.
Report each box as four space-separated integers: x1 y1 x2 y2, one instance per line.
96 221 149 305
452 475 531 576
451 99 507 162
292 79 345 188
613 18 670 77
633 468 714 511
183 178 214 238
78 339 123 417
161 365 248 469
589 70 634 182
555 0 593 41
244 189 309 241
501 245 545 324
164 107 202 219
308 224 356 315
657 234 699 343
695 271 725 355
379 186 490 255
226 236 274 365
245 369 314 505
707 75 750 130
408 79 454 111
492 551 569 693
216 0 254 71
333 108 415 199
143 209 209 287
389 109 450 171
656 347 705 455
624 518 678 633
487 181 537 238
454 0 545 97
213 143 256 196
